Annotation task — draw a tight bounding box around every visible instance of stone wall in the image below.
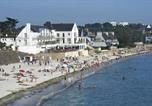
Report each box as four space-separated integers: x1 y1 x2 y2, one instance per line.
0 51 20 65
37 50 89 60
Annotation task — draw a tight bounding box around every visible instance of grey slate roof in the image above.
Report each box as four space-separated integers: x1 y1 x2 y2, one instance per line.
31 23 74 32
52 23 74 31
102 34 109 40
102 33 116 40
31 25 44 32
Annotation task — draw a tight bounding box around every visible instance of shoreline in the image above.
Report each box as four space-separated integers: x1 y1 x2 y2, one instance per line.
0 50 150 106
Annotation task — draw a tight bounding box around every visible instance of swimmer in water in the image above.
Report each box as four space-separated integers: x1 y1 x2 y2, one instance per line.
93 84 96 88
122 76 126 80
91 84 96 90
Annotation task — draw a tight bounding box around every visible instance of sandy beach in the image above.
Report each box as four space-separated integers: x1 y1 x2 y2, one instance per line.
0 49 148 105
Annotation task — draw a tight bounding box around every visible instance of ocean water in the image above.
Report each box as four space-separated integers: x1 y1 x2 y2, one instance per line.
41 53 152 106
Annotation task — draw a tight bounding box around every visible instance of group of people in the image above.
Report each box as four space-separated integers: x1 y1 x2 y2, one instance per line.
0 67 11 82
1 54 111 86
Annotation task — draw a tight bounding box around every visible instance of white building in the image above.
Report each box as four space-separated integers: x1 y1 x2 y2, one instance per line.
0 34 15 47
110 21 129 26
118 22 129 26
15 23 86 54
147 25 151 29
110 22 117 26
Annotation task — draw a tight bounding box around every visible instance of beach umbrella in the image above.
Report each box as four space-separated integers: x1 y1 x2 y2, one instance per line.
19 70 26 73
19 73 25 77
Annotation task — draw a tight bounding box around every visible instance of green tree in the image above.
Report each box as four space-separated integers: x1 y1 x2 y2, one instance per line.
0 17 18 36
44 21 52 29
84 22 145 48
102 22 113 31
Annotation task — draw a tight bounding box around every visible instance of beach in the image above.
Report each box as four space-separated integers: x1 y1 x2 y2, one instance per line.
0 48 149 105
41 53 152 106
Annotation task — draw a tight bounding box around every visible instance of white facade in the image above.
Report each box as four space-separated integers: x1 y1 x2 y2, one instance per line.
147 25 151 29
16 23 40 46
0 37 15 46
118 22 129 26
15 23 86 54
110 21 129 26
54 24 79 45
110 22 117 26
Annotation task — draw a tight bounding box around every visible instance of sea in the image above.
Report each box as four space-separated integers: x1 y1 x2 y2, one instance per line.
8 53 152 106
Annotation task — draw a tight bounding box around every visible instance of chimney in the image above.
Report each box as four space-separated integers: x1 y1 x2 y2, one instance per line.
26 23 31 33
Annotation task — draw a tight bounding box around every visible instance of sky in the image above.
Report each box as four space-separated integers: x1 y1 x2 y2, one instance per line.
0 0 151 26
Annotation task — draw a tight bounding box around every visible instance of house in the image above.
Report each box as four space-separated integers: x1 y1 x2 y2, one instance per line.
91 32 107 48
15 23 86 54
91 32 119 48
110 21 129 26
0 34 16 47
145 35 152 43
145 25 152 34
103 32 119 46
118 22 129 26
110 22 117 26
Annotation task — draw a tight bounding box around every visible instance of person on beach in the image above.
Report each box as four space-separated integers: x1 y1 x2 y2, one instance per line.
2 68 4 72
64 76 67 80
78 82 82 90
19 65 21 68
45 61 47 65
39 61 42 66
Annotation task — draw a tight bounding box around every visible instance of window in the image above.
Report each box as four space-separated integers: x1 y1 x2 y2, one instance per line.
57 33 60 37
68 33 70 36
74 38 77 43
63 38 65 43
74 32 77 36
25 39 27 45
67 38 71 44
25 33 27 38
63 33 65 37
56 38 60 43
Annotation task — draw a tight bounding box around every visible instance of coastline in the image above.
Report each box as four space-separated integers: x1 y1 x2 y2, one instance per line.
0 63 101 106
0 50 149 106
